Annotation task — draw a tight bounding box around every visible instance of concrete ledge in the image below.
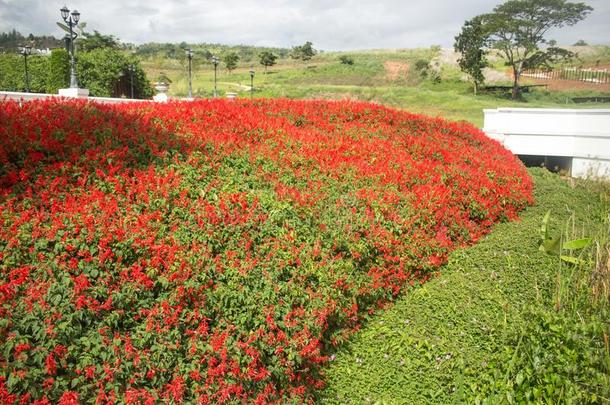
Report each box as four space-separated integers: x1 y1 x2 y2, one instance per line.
58 87 90 98
1 91 153 105
484 108 610 179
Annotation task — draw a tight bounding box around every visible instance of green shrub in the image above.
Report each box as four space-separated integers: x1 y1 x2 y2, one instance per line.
338 55 354 65
46 49 69 93
0 49 153 98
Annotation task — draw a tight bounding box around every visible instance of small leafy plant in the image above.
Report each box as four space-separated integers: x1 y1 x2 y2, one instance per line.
539 210 592 265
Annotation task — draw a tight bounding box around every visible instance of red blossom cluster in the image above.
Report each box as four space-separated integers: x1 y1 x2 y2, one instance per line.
0 98 533 403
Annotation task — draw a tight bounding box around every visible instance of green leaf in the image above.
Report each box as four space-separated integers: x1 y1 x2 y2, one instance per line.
516 372 524 386
562 238 592 250
56 22 71 33
559 255 586 266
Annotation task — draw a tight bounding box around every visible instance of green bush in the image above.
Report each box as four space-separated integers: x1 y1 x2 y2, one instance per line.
0 54 48 92
0 49 153 98
338 55 354 65
46 49 69 93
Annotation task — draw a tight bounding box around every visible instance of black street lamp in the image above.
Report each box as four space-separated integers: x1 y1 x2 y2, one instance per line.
128 64 136 99
19 45 32 93
211 55 219 98
185 49 193 98
249 67 255 100
60 5 80 88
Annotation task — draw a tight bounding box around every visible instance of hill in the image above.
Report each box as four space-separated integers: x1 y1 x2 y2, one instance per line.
139 45 610 127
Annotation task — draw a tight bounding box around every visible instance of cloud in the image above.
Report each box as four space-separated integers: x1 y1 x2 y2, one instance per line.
0 0 607 50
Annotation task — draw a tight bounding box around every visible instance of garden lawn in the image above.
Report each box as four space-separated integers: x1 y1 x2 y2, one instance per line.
0 98 532 403
320 168 610 403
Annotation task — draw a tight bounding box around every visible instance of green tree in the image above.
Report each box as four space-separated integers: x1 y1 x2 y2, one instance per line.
0 30 61 52
479 0 592 99
223 52 239 73
291 41 316 62
258 51 277 73
454 16 488 95
79 30 120 52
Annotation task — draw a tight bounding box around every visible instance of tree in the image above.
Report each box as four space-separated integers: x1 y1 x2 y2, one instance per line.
479 0 592 99
79 30 120 52
223 52 239 73
0 30 61 51
291 41 316 62
258 51 277 73
454 16 488 95
573 39 588 46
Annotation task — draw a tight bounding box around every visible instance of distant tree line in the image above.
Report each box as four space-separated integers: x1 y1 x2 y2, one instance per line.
135 42 291 64
0 29 62 52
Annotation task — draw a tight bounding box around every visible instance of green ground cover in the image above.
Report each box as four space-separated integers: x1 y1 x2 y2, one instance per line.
319 168 610 403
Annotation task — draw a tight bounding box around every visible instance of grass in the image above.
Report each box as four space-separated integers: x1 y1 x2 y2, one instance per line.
141 47 610 128
318 168 610 403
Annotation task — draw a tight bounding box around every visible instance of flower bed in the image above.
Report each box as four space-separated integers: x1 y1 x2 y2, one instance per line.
0 99 533 403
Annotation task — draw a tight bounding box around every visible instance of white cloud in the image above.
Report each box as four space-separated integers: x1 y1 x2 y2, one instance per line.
0 0 607 50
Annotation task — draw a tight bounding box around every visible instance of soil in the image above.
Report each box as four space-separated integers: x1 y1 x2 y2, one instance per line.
436 48 459 66
384 61 410 81
484 68 510 83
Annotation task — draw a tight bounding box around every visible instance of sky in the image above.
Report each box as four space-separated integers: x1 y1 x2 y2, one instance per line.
0 0 608 50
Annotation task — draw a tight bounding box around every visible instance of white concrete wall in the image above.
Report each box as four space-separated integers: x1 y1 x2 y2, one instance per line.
483 108 610 179
0 91 149 104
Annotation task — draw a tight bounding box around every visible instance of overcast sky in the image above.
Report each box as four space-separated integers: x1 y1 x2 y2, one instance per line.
1 0 608 50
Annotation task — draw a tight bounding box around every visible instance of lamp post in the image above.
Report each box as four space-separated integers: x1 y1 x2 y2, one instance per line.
60 5 80 88
249 67 255 100
211 55 219 98
185 49 193 98
128 64 135 99
19 45 32 93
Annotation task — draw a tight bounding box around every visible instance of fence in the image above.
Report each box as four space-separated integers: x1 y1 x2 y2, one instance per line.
522 67 610 84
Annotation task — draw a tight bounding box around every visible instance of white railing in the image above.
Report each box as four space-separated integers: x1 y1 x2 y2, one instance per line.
483 108 610 179
521 68 610 84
